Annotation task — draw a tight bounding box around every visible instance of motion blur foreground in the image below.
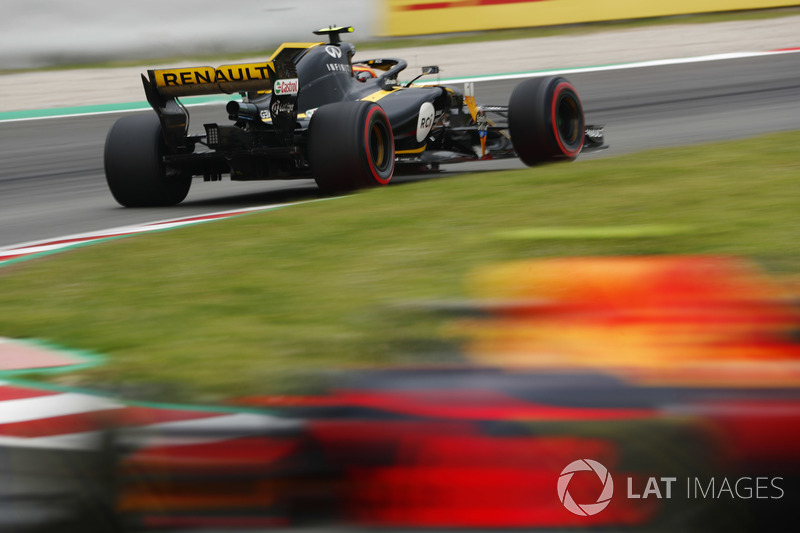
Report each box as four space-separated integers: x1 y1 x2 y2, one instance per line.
16 255 799 532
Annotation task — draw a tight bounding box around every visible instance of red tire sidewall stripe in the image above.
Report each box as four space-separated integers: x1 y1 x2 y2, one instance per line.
364 106 394 185
550 82 584 158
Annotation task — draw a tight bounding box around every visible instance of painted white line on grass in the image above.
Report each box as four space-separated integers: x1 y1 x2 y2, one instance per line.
0 201 325 266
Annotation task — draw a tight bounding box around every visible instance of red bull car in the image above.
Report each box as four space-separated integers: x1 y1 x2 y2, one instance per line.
104 26 605 207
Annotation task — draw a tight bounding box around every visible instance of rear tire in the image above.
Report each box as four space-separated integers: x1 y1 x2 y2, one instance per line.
104 114 191 207
308 101 395 193
508 76 585 166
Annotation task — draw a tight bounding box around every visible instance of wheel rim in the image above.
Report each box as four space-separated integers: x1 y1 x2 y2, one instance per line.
363 106 394 184
550 82 584 157
369 121 391 173
371 123 385 169
557 95 581 146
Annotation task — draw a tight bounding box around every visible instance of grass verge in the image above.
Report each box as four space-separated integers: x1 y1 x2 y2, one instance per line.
0 131 798 401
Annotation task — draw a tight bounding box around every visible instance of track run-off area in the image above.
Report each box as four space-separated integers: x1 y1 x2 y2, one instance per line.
1 47 799 252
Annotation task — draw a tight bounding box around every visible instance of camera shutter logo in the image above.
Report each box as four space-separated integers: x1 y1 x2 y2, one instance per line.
558 459 614 516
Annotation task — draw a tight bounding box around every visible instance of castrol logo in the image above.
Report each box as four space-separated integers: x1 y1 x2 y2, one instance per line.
274 78 299 95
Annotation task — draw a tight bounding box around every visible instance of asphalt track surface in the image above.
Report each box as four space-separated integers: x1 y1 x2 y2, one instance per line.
1 52 799 249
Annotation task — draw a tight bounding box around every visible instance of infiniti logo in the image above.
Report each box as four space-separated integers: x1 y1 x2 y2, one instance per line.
558 459 614 516
325 45 342 58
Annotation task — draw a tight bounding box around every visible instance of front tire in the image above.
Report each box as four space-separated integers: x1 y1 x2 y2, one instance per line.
508 76 585 166
104 114 191 207
308 101 395 193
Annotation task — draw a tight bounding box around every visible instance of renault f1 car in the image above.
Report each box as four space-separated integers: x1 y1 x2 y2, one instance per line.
104 26 605 207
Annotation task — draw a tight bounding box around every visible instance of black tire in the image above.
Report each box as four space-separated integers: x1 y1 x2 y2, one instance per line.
308 101 395 193
508 76 585 166
104 114 191 207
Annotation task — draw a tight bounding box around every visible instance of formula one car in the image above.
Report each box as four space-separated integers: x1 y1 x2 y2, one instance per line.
104 26 605 207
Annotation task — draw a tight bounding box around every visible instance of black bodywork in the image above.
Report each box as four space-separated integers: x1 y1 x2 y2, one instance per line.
140 26 603 183
104 26 605 206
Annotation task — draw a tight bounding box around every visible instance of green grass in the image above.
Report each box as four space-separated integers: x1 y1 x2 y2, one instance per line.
1 131 798 401
3 6 799 74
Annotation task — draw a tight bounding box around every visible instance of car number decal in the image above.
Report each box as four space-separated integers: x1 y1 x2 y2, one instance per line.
416 102 435 143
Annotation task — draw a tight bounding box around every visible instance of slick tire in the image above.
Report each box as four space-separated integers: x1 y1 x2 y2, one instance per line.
104 114 191 207
508 76 585 166
308 101 395 193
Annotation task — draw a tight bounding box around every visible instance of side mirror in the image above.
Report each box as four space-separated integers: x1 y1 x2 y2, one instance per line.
405 66 441 87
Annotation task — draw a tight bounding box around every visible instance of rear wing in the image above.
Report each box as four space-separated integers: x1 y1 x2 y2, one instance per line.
142 43 322 146
147 63 274 98
144 42 322 99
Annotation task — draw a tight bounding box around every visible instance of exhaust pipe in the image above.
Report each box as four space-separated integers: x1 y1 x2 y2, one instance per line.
226 101 265 122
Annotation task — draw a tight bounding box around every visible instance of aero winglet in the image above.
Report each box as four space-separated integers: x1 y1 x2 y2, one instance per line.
313 25 354 44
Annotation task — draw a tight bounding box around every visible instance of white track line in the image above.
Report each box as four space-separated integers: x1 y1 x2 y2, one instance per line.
4 48 799 122
0 201 325 264
419 49 800 85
